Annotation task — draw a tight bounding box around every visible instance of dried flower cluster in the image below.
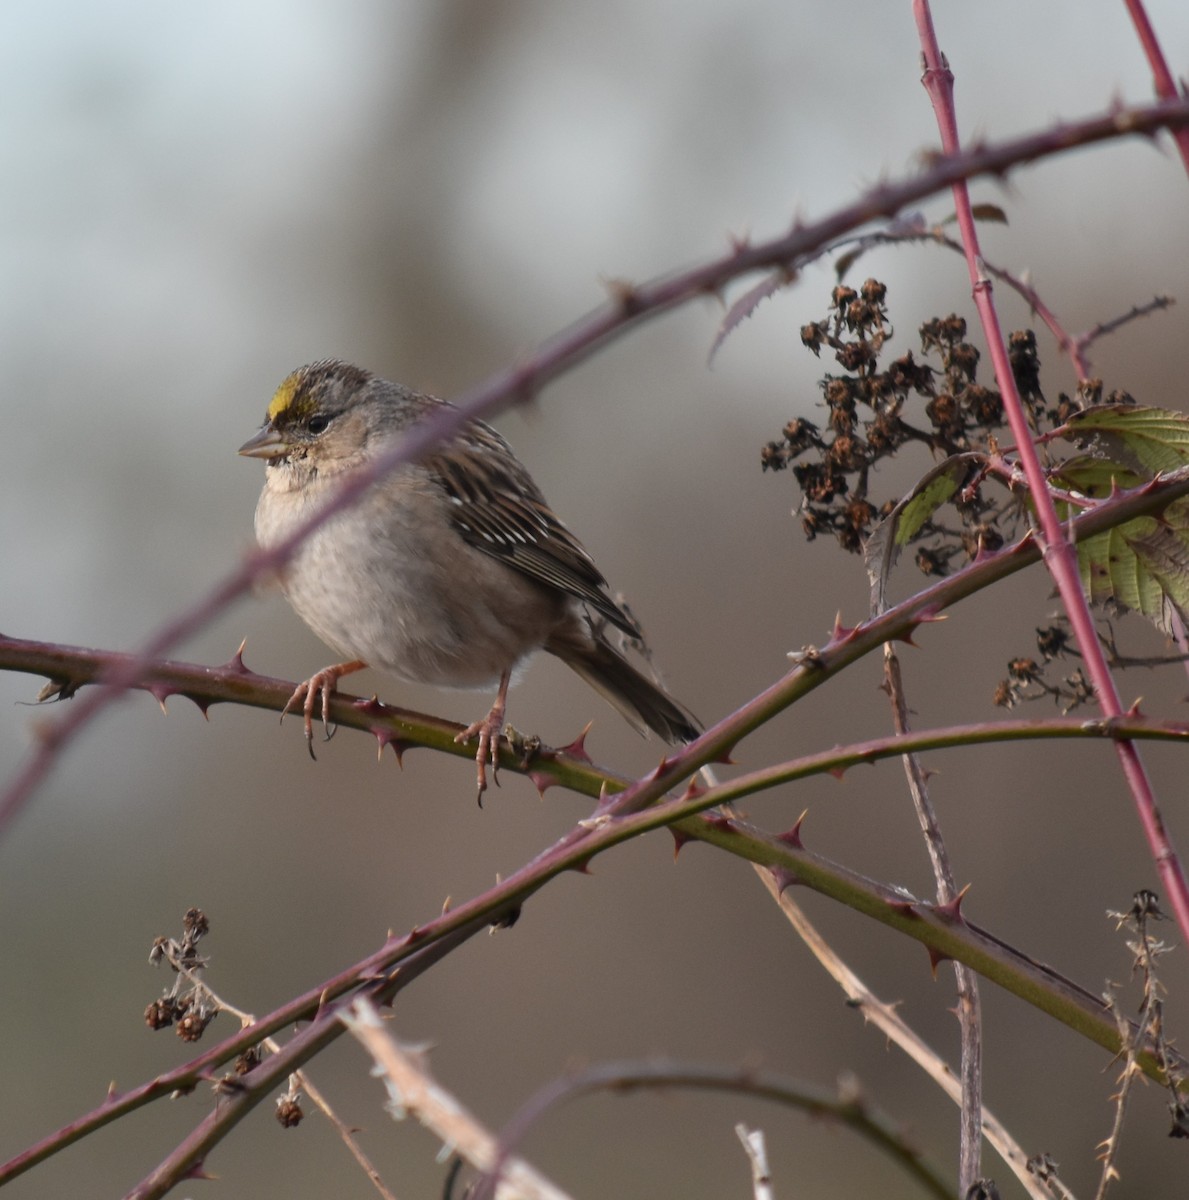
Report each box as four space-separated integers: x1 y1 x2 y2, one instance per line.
144 907 217 1042
991 620 1097 712
761 279 1124 571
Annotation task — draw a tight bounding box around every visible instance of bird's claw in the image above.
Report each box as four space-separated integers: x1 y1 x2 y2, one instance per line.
456 706 506 804
280 660 366 761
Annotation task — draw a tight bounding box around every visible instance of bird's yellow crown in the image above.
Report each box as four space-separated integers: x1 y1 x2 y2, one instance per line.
266 360 371 422
266 370 308 422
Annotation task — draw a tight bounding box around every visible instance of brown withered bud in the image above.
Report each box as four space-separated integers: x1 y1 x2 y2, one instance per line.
823 376 857 409
964 385 1003 427
793 462 824 499
831 284 858 310
828 406 856 437
1008 657 1040 682
760 441 788 471
925 392 963 440
835 340 875 372
845 297 884 332
917 317 941 351
1076 378 1103 407
1035 623 1072 659
182 909 209 939
842 497 877 540
800 507 824 541
865 411 903 452
915 546 948 576
801 321 826 355
1129 888 1164 921
946 341 980 379
860 277 887 304
1027 1153 1061 1182
794 462 848 503
1105 388 1136 406
234 1046 263 1075
1008 329 1041 399
176 1010 211 1043
960 523 1004 558
920 314 966 353
827 433 867 472
885 351 933 394
837 522 864 554
864 370 895 408
1063 668 1093 708
276 1096 304 1128
783 416 820 452
145 998 178 1031
1051 393 1077 424
992 680 1016 708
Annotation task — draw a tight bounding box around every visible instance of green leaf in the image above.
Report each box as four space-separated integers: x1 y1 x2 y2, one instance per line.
1074 499 1189 635
1056 407 1189 635
1062 405 1189 475
864 453 982 612
1051 454 1145 501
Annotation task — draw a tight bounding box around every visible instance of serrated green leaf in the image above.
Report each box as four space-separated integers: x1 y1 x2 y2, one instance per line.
1055 409 1189 633
865 406 1189 630
1063 405 1189 475
1075 496 1189 636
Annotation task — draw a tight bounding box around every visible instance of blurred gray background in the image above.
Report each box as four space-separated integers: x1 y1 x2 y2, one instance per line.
3 2 1189 1196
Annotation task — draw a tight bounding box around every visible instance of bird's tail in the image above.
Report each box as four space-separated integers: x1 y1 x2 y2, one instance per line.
547 632 701 745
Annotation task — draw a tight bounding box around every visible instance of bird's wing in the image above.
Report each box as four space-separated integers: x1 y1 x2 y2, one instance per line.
425 421 641 639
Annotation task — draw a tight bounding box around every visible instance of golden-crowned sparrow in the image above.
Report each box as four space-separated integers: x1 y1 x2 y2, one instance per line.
239 360 700 794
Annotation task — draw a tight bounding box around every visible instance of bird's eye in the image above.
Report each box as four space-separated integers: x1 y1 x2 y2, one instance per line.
306 413 330 435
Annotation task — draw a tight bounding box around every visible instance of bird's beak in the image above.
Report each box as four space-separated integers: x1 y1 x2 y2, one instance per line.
238 424 288 459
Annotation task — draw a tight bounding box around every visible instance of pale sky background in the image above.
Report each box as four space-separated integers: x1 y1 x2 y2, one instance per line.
2 3 1189 1197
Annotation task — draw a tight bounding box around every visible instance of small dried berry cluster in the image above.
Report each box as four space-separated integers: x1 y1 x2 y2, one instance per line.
145 907 217 1042
762 280 1119 571
991 621 1093 713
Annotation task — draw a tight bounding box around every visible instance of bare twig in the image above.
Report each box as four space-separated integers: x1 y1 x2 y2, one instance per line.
342 999 572 1200
754 872 1061 1200
736 1126 775 1200
883 644 984 1194
472 1059 952 1200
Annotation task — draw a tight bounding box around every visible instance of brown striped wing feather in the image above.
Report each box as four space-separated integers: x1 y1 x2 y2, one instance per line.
424 420 642 639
